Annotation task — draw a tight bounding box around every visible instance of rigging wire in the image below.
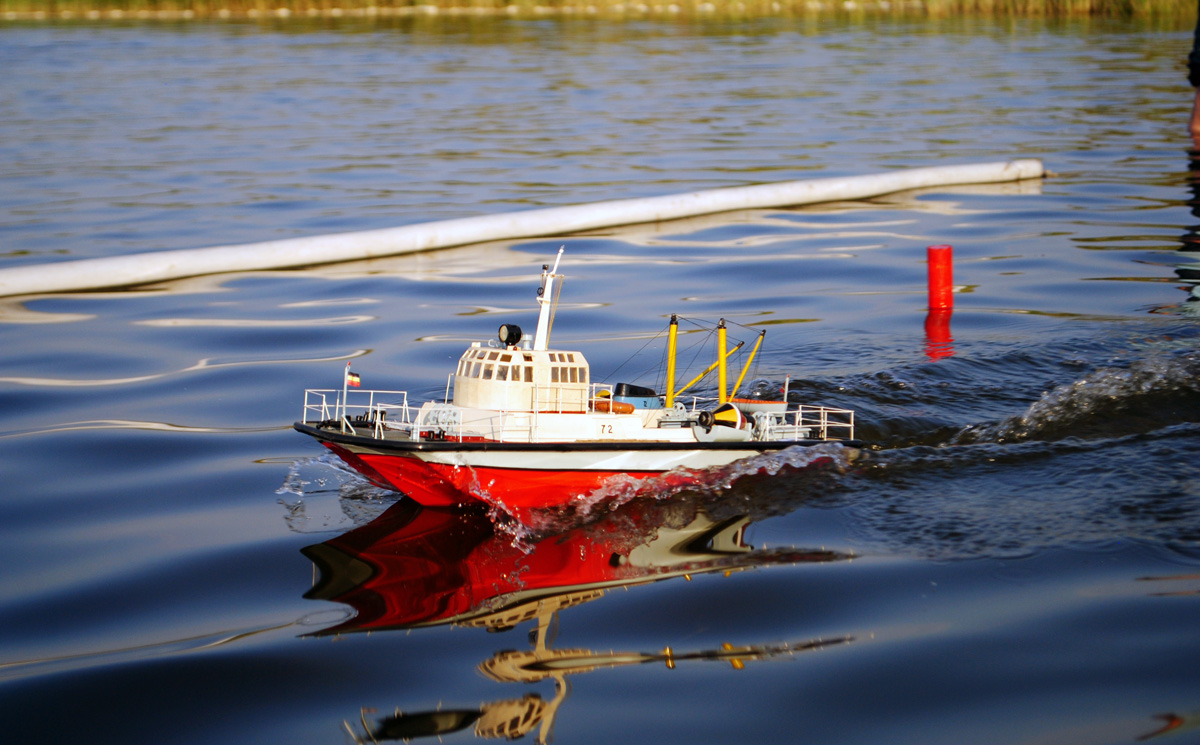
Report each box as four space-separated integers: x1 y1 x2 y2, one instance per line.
600 316 759 396
598 325 668 385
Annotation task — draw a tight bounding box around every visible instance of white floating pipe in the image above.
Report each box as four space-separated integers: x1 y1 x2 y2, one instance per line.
0 159 1043 298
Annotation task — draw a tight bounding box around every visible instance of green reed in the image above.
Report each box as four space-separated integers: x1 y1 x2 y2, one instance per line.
2 0 1195 20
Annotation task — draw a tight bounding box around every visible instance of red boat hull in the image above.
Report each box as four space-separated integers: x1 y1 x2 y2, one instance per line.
324 442 651 512
299 421 858 522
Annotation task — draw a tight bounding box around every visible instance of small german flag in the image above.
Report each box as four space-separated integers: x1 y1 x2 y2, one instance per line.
346 367 361 387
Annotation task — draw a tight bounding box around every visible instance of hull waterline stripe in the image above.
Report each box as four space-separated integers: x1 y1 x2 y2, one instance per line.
293 422 860 456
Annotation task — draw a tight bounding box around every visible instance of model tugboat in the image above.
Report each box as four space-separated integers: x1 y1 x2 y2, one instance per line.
294 249 857 515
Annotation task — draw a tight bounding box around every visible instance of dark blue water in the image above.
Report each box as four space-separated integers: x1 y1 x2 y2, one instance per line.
2 16 1200 745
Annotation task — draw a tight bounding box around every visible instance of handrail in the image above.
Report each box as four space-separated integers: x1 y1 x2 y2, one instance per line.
303 388 413 427
303 387 853 443
792 404 855 441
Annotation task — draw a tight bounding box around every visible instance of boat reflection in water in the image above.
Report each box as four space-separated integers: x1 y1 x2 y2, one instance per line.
301 497 855 743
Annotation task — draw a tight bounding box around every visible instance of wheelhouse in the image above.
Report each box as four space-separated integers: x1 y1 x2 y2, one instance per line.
453 344 590 413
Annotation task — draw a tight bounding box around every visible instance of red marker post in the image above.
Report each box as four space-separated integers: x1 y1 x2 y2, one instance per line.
924 245 954 360
927 245 954 310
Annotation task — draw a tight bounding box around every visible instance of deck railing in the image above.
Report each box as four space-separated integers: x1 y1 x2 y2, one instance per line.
303 387 854 443
302 388 413 439
790 405 855 441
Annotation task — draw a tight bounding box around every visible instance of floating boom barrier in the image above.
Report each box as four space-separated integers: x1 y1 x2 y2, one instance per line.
0 159 1043 297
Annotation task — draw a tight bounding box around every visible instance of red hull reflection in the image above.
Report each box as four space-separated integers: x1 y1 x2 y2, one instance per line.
302 497 856 743
303 497 848 635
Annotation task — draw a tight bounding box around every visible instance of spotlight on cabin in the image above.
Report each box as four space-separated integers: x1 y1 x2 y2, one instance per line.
498 324 523 347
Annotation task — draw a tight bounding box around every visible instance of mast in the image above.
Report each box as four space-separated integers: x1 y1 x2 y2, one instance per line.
730 329 766 399
665 314 678 408
533 247 564 351
675 340 744 398
717 319 728 404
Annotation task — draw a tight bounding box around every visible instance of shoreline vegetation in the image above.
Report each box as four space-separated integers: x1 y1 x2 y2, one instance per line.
1 0 1195 22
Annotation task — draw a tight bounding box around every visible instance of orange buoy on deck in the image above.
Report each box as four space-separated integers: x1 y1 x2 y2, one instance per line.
592 399 635 415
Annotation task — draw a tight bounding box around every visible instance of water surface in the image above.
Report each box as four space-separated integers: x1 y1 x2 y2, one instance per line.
1 16 1199 745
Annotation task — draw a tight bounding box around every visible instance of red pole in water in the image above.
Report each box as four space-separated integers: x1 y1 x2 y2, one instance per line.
927 245 953 310
924 245 954 360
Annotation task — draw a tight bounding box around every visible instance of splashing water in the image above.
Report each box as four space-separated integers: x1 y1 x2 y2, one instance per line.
952 351 1200 446
508 442 862 539
277 453 402 533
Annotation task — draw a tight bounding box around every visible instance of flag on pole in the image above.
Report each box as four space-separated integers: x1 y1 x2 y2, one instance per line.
346 364 361 387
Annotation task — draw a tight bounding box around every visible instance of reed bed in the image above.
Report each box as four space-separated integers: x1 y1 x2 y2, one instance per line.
1 0 1195 21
